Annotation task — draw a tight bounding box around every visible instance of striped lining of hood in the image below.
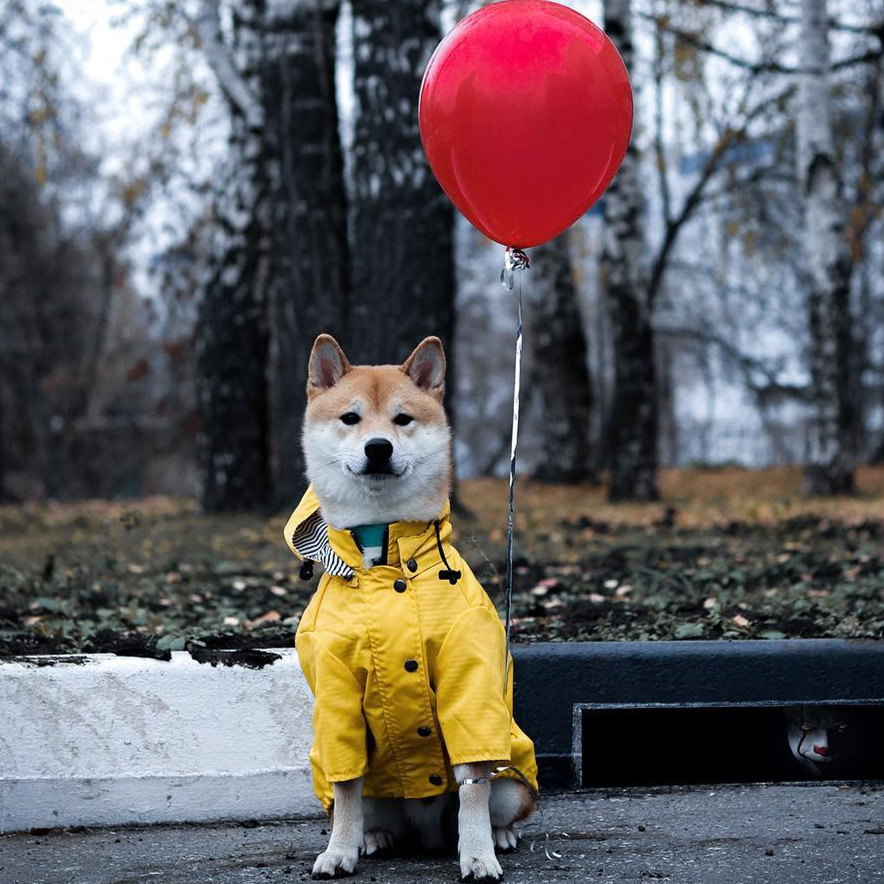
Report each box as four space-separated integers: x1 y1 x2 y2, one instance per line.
290 510 354 579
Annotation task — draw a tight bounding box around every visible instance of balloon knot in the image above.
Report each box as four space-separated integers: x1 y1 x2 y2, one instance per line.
501 247 530 289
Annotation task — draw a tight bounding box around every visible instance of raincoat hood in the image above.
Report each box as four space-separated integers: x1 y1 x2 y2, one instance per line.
286 486 537 812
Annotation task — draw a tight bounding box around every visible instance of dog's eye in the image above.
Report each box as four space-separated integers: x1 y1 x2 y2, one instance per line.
393 413 413 426
340 412 361 425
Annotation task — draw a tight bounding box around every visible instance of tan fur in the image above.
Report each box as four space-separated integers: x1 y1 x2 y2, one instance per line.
308 365 448 427
515 786 537 822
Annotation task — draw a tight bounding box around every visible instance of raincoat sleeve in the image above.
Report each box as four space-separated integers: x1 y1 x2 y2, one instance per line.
433 605 513 766
296 630 370 783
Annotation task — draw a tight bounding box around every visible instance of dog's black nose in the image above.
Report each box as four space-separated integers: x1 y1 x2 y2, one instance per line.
364 437 393 465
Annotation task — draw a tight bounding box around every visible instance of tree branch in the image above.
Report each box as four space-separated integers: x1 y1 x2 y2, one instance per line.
656 325 809 404
691 0 884 38
664 23 797 74
653 17 672 226
647 84 796 309
831 47 884 70
651 20 883 75
192 0 264 128
694 164 794 206
692 0 798 22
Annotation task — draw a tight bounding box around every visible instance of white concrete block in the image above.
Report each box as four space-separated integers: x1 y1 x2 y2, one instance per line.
0 649 320 832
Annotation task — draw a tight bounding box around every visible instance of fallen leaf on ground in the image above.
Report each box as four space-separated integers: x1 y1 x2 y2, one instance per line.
246 610 282 628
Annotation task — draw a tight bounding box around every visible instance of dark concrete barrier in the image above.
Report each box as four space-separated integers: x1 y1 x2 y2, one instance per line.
511 639 884 787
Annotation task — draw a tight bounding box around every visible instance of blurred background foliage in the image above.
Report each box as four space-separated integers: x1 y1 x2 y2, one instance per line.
2 0 884 508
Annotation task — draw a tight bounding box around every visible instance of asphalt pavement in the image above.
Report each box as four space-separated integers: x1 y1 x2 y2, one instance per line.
3 782 883 884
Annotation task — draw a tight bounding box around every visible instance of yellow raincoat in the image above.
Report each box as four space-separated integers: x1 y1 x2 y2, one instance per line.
285 486 538 812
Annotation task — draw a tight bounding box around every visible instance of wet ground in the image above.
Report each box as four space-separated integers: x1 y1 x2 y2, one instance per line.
3 783 883 884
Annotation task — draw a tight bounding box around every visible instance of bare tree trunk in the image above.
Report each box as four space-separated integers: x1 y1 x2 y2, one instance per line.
196 0 271 512
602 0 659 502
657 336 678 467
797 0 855 494
349 0 454 366
263 0 350 507
851 54 883 462
0 390 5 501
527 235 595 482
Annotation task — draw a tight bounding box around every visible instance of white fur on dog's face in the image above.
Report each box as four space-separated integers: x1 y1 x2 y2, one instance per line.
303 336 452 529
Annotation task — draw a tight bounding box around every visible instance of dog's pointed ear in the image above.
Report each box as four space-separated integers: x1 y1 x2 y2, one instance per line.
402 337 446 399
308 335 350 397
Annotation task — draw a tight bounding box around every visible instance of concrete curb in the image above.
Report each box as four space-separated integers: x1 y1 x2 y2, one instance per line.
0 650 316 832
4 638 883 831
511 639 884 785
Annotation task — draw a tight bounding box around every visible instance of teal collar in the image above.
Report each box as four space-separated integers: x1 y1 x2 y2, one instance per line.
350 523 387 552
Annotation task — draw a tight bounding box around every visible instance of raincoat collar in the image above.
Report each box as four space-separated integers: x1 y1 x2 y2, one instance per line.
284 485 452 578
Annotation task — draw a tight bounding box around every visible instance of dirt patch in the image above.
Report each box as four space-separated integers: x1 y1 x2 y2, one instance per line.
88 630 172 660
1 654 89 667
187 647 282 669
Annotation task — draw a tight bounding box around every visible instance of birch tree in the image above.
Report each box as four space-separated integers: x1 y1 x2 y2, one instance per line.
263 0 350 506
195 0 272 512
527 235 595 482
349 0 455 366
796 0 856 494
601 0 807 498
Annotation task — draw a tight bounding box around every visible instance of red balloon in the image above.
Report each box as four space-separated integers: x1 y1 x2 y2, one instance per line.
419 0 633 249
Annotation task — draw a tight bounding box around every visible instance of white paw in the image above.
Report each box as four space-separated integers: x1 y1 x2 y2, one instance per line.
460 850 503 882
493 825 518 852
362 828 395 855
312 847 359 879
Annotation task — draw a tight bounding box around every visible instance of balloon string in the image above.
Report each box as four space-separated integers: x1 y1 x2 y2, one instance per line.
502 247 527 694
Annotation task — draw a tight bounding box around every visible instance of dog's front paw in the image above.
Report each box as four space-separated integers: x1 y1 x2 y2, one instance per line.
493 825 518 853
459 850 503 882
362 828 395 856
312 847 359 879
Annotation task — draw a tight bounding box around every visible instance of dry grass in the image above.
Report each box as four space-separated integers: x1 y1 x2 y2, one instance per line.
465 466 884 535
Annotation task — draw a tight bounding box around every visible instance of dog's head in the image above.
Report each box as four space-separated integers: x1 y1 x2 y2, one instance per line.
302 335 452 528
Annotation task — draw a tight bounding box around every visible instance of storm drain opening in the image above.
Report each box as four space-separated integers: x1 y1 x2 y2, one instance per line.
576 701 884 787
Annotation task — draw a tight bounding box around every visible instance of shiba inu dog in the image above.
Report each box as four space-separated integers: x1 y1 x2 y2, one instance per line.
286 334 537 881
